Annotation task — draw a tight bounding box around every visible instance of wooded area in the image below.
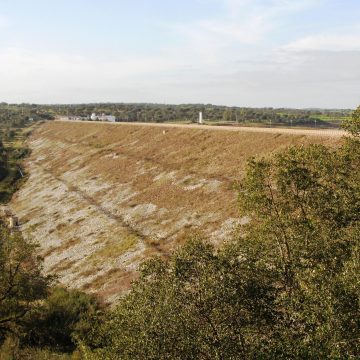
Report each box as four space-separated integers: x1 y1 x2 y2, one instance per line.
0 102 352 128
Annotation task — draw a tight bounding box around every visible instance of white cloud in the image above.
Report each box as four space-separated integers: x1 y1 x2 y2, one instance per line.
163 48 360 108
197 15 266 43
283 34 360 52
218 0 319 14
174 0 322 61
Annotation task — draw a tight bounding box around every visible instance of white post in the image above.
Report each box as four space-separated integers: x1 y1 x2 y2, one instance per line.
199 112 203 124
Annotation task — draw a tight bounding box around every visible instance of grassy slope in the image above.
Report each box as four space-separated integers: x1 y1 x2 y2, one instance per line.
11 121 340 303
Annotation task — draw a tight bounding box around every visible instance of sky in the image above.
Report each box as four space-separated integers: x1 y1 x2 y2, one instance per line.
0 0 359 108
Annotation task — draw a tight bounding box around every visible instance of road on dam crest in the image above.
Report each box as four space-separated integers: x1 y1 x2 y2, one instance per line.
56 119 345 138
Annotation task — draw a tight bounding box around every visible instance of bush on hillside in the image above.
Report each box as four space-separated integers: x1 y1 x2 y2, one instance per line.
0 227 49 344
22 287 102 353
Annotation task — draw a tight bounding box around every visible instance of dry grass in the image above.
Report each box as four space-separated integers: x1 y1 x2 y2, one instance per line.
37 122 340 215
41 237 81 257
89 234 139 262
49 259 78 273
82 268 136 295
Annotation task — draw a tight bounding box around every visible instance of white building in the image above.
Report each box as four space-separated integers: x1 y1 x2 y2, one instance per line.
99 114 116 122
90 113 116 122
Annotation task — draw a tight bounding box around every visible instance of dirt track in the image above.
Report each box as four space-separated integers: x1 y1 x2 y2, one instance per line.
57 119 345 138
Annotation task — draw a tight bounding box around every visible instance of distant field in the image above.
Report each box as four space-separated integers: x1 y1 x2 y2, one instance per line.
11 121 342 302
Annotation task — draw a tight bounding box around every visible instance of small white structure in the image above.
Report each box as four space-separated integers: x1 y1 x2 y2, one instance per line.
8 216 19 229
0 206 19 229
90 113 116 122
199 112 203 124
99 114 116 122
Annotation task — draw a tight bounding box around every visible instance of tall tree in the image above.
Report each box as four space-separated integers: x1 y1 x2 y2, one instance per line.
0 227 49 343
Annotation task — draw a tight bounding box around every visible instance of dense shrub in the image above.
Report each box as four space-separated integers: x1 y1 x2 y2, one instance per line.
22 287 101 353
0 227 50 343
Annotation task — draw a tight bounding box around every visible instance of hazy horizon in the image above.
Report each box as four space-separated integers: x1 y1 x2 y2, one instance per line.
0 101 355 111
1 0 359 108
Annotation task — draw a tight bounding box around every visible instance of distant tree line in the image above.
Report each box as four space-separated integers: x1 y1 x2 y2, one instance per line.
0 102 353 128
54 103 350 128
0 103 53 128
0 104 42 202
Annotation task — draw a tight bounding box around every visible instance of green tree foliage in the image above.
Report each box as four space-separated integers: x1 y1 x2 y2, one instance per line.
88 239 278 359
222 108 234 122
0 107 101 359
0 226 101 358
343 105 360 137
0 113 34 203
238 141 359 358
0 103 52 128
22 287 101 353
0 227 49 342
